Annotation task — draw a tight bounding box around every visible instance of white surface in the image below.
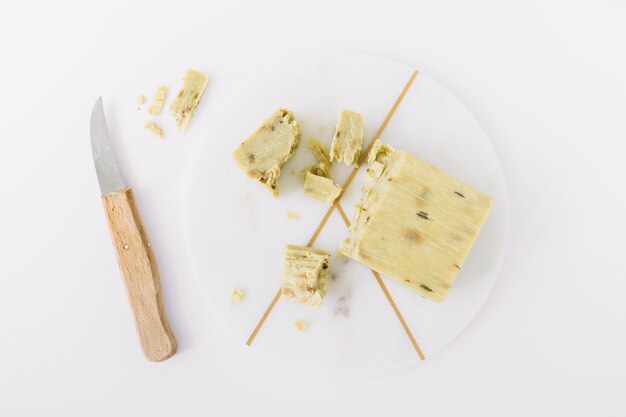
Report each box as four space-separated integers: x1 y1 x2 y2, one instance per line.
184 54 508 377
1 0 625 416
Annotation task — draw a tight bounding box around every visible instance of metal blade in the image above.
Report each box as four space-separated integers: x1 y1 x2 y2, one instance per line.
90 97 127 195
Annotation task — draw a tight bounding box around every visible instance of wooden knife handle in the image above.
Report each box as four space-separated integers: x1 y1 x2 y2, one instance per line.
102 187 177 362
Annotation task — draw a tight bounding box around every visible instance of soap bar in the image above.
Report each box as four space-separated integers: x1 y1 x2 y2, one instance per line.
330 109 364 167
303 171 342 205
339 142 493 303
282 244 330 308
148 86 168 116
233 109 301 195
169 69 209 131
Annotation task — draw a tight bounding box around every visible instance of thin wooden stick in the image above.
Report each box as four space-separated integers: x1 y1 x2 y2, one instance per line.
306 201 336 248
335 202 424 360
246 70 419 346
246 288 282 346
335 202 351 226
371 271 425 360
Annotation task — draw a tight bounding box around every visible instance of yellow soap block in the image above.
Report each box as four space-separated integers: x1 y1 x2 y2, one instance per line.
340 142 493 303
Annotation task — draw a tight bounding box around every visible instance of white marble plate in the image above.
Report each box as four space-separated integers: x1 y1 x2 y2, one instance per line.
183 54 508 378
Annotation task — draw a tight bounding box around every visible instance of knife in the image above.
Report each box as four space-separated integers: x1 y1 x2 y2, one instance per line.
90 97 177 361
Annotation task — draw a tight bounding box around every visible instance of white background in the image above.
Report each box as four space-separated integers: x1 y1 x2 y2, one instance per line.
1 0 625 416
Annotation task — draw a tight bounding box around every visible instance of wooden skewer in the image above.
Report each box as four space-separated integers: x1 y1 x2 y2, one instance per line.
246 288 282 346
335 202 425 360
246 70 419 346
335 201 352 226
371 271 425 360
306 199 337 248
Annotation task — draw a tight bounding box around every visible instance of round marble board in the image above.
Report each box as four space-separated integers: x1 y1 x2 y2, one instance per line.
183 54 508 378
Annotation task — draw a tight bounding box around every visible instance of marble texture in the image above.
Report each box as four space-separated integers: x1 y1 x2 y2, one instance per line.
183 54 509 377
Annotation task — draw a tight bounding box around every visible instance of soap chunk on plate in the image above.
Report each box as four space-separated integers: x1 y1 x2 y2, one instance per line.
233 108 301 195
303 171 342 205
340 141 493 303
282 244 330 308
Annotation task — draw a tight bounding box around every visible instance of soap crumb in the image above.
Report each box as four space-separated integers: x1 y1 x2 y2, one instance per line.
286 211 300 219
137 95 146 105
293 320 307 331
144 120 164 138
230 288 244 305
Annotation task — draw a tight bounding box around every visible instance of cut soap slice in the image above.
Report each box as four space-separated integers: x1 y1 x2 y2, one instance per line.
233 109 301 195
330 109 364 167
303 171 342 205
282 244 330 308
340 141 493 303
148 86 168 116
169 69 209 131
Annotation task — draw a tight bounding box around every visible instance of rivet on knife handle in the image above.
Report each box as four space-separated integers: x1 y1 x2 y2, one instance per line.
102 187 177 361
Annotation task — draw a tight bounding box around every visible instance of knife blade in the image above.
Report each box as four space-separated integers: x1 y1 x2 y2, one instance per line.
91 97 177 362
90 97 126 195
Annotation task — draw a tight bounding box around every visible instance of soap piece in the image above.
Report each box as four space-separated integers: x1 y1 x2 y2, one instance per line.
303 171 342 205
301 138 331 178
330 109 364 167
233 109 301 195
308 138 331 169
230 288 244 305
286 211 300 219
293 320 307 331
282 244 330 308
144 120 164 138
148 86 168 116
137 95 146 105
169 69 209 131
340 141 493 303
